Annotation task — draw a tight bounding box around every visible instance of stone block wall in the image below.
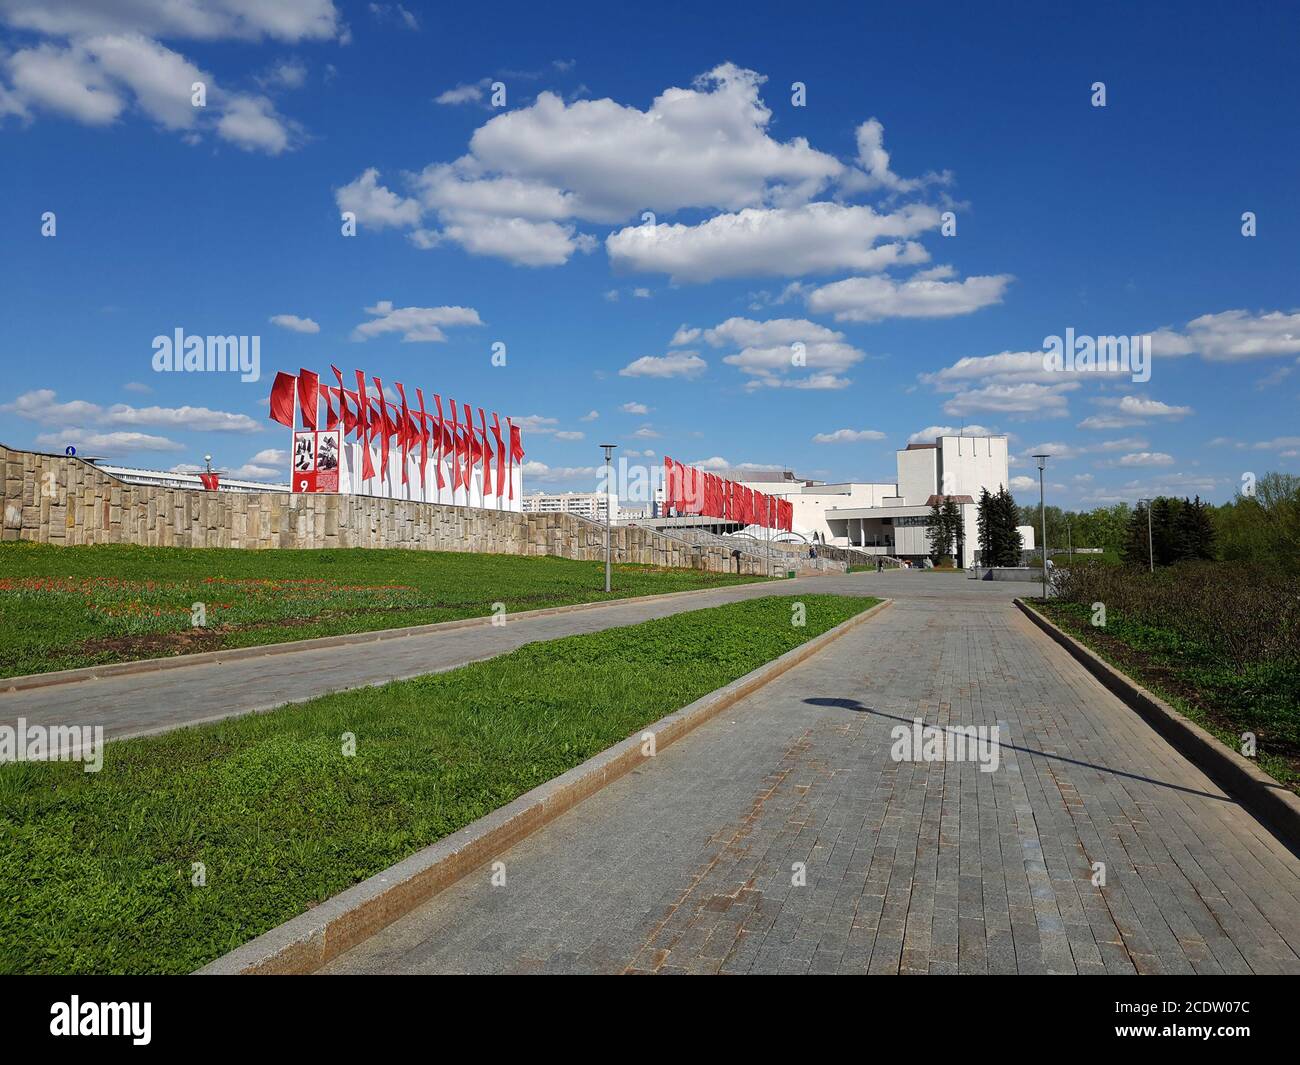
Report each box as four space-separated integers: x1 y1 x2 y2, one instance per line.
1 444 842 576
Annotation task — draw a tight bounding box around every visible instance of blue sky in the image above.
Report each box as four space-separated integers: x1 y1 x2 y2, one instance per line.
1 0 1297 506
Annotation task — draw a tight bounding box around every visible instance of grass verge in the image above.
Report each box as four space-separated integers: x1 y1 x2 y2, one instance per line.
0 592 877 974
1035 599 1299 794
0 542 767 679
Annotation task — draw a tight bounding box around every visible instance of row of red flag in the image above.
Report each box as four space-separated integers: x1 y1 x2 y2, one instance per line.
662 457 793 531
269 367 525 497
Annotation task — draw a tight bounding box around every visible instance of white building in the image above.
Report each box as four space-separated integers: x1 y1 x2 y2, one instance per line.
522 490 617 523
96 463 289 494
739 435 1016 567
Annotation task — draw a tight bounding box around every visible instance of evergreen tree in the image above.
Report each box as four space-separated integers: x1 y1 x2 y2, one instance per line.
925 500 948 562
1179 495 1217 560
1122 502 1151 567
942 498 963 565
976 487 993 563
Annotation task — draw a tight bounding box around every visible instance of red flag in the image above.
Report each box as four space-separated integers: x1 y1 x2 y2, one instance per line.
339 389 358 436
394 382 412 485
662 458 674 514
507 417 524 500
415 388 430 489
353 370 375 482
463 403 474 490
297 369 319 430
371 376 390 480
478 408 493 496
449 401 462 491
323 387 338 431
268 372 296 427
432 394 446 491
491 413 505 497
199 472 219 491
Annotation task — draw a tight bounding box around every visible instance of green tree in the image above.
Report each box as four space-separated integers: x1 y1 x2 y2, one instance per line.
942 497 963 565
925 500 948 563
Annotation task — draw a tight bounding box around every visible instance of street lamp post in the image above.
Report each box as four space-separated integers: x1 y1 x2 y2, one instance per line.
1033 454 1049 600
599 444 617 592
1139 497 1154 573
204 454 213 474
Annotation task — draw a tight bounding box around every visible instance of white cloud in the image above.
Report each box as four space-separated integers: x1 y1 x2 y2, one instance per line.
579 409 599 421
907 425 999 444
4 389 258 432
619 351 707 378
467 63 842 222
270 313 320 334
632 425 660 439
34 428 182 454
1110 452 1175 467
435 82 486 105
920 348 1130 392
350 300 483 342
620 402 650 414
332 63 983 277
1009 475 1037 492
335 168 423 229
1078 395 1193 429
1160 309 1300 361
841 117 952 195
812 428 885 444
802 271 1012 322
697 316 865 391
553 430 584 441
670 325 702 346
606 204 935 283
0 1 342 42
0 16 310 152
216 93 295 154
942 382 1077 417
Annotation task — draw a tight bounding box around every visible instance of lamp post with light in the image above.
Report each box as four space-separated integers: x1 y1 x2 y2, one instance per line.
599 444 617 592
1033 453 1049 600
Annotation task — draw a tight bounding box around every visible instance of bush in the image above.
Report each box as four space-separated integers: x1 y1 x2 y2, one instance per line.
1050 560 1299 668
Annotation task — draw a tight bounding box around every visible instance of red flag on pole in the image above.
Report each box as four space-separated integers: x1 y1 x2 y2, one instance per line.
269 372 296 427
415 388 430 489
199 472 219 491
394 382 412 485
478 408 493 497
353 370 374 481
432 394 447 491
462 403 474 491
449 401 462 491
491 413 505 498
297 369 319 430
371 376 390 480
323 387 338 431
507 417 524 500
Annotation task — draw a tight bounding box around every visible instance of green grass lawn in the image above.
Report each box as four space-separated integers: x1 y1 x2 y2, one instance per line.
0 542 767 679
1037 600 1299 793
0 593 877 974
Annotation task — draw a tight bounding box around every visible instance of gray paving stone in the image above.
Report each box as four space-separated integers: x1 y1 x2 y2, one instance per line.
320 576 1300 975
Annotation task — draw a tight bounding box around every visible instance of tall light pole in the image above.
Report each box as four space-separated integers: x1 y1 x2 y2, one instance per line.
1033 454 1049 600
599 444 617 592
1138 497 1154 573
204 453 213 474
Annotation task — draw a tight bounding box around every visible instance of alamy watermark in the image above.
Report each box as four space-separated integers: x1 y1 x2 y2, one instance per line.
152 328 261 382
1042 328 1150 383
0 717 103 772
890 718 1001 773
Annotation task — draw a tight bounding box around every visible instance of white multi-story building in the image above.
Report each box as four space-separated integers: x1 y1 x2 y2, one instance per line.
522 490 617 523
737 435 1020 567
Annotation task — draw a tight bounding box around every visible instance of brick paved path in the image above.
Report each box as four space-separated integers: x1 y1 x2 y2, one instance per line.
322 588 1300 975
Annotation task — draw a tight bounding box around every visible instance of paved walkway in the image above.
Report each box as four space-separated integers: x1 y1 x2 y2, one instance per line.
321 586 1300 975
0 570 932 741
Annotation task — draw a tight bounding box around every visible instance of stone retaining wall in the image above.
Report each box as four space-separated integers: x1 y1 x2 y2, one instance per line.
1 444 842 576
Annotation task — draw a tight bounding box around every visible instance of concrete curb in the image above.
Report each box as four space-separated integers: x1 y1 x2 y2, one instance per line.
195 596 892 975
1015 598 1300 853
0 580 785 693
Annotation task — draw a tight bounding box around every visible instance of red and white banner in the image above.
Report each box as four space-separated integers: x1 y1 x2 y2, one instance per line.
271 369 523 510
